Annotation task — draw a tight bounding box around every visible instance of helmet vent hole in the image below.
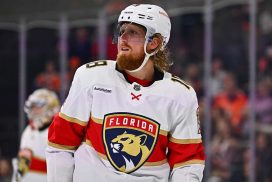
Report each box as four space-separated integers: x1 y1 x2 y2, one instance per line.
128 16 130 19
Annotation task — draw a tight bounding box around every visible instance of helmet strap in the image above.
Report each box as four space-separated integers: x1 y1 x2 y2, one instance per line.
128 40 158 73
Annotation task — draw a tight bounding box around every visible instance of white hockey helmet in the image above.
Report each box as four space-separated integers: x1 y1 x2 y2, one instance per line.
118 4 171 49
24 88 60 129
116 4 171 72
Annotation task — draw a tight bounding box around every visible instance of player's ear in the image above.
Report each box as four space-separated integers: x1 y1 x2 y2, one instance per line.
147 37 160 50
147 34 162 53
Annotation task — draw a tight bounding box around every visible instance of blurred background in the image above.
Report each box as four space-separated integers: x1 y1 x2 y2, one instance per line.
0 0 272 181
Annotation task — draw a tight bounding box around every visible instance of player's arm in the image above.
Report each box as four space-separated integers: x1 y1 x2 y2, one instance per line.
12 127 33 182
46 65 91 182
168 89 205 182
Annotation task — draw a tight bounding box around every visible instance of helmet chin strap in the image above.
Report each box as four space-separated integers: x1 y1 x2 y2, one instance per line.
127 40 158 73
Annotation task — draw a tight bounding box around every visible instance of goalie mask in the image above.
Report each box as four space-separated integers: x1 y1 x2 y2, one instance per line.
113 4 171 72
24 88 60 130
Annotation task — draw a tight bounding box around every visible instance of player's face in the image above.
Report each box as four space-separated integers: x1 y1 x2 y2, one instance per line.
30 104 45 120
116 23 146 71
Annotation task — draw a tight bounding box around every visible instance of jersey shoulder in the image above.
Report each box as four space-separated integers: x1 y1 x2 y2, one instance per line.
75 60 116 86
161 72 197 103
77 60 114 74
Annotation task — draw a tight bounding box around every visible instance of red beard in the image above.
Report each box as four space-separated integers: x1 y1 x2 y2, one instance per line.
116 50 145 71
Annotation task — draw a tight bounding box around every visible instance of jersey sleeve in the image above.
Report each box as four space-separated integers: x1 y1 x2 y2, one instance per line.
46 66 92 182
168 89 205 181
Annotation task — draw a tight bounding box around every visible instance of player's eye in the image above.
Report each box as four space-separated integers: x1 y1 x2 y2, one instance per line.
128 30 138 36
119 28 141 38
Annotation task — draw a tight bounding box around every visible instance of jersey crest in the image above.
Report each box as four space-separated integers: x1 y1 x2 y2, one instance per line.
102 112 160 173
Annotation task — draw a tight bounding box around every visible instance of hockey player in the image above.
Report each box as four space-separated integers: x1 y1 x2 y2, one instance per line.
46 4 205 182
13 88 60 182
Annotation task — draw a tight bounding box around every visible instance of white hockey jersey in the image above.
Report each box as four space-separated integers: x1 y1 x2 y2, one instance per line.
46 60 205 182
15 125 47 182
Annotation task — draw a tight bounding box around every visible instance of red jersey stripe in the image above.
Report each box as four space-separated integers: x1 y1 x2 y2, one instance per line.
29 156 46 173
48 113 87 149
86 118 105 154
147 135 167 162
167 141 205 169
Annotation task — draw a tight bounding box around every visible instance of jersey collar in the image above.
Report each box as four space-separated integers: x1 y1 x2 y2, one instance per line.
115 63 164 87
